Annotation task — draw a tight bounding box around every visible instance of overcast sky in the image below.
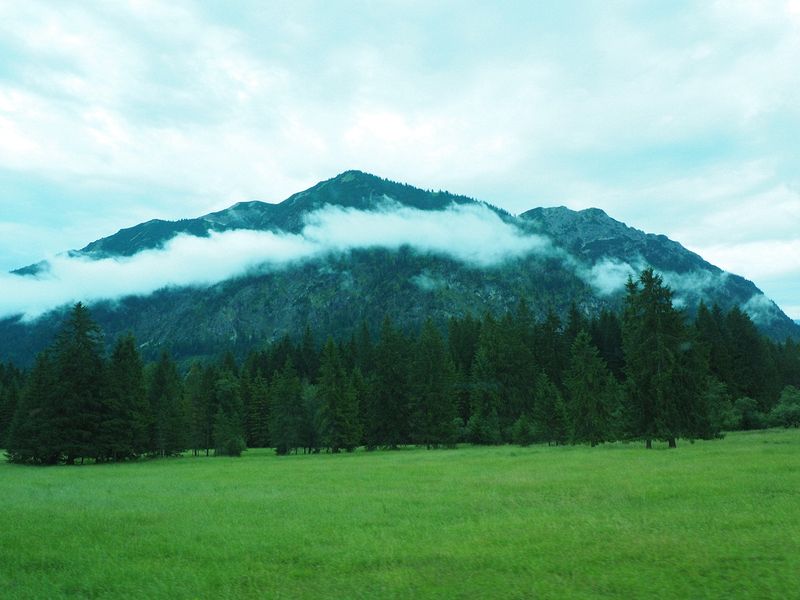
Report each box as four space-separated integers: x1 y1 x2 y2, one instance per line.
1 0 798 318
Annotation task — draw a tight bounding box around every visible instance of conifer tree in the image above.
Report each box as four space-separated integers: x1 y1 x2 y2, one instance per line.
213 365 245 454
5 351 58 463
495 310 538 437
534 308 567 389
409 319 458 448
531 372 568 445
269 358 303 455
565 331 618 446
318 338 361 452
53 302 107 463
147 351 187 456
623 269 711 448
369 316 411 448
298 382 324 454
448 314 481 424
726 307 779 411
467 345 502 444
244 374 270 448
184 362 214 455
213 407 246 456
0 367 21 447
101 334 149 460
589 309 625 380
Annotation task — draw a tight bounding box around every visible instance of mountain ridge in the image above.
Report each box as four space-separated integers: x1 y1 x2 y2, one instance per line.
2 170 798 366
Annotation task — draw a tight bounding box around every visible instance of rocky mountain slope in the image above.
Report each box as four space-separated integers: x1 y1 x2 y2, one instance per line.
2 171 797 365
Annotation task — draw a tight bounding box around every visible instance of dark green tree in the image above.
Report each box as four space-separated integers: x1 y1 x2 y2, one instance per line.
55 303 107 463
244 374 270 448
213 407 246 456
146 351 187 456
100 334 149 460
368 317 411 448
622 269 712 448
769 386 800 428
213 365 244 451
0 366 22 447
269 358 304 455
564 331 618 446
531 372 568 445
726 307 779 411
318 338 361 452
533 308 567 389
185 362 213 456
466 345 502 445
409 319 458 448
589 309 625 380
5 351 58 464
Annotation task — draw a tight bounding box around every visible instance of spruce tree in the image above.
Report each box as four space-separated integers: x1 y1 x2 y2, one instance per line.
467 345 502 445
101 334 149 460
531 372 568 445
244 374 270 448
5 351 58 464
269 358 303 455
185 362 211 455
0 370 21 447
623 269 712 448
213 366 244 452
369 316 411 448
53 303 107 464
409 319 458 448
495 310 538 438
146 351 187 456
318 338 361 452
534 308 567 389
589 309 625 380
564 331 618 446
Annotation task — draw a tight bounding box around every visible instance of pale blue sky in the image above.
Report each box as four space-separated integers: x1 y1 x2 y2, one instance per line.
0 0 798 317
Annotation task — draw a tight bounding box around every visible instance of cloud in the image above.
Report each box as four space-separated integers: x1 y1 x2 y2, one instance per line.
578 258 639 296
742 293 783 325
660 269 730 306
303 201 549 267
0 202 549 320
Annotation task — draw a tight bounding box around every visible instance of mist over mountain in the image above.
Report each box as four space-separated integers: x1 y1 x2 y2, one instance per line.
1 171 797 365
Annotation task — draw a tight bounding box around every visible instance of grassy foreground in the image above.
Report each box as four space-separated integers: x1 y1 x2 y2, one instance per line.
1 430 798 599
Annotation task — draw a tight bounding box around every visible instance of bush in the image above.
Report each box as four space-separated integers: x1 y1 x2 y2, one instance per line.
511 414 535 446
731 397 766 431
466 410 502 445
769 386 800 428
217 435 247 457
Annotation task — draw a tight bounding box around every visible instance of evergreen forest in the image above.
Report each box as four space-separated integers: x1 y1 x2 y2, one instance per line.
3 268 799 465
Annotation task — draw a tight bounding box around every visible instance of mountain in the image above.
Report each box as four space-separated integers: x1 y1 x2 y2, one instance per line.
2 170 798 366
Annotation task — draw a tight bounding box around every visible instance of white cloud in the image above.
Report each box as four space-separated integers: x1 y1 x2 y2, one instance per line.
694 239 800 281
303 201 549 267
0 202 549 320
578 258 639 296
742 293 783 325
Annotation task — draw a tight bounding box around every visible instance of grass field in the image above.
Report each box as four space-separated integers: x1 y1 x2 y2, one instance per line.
1 430 798 599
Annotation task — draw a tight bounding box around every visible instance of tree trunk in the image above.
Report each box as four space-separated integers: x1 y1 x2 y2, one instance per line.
645 439 652 449
668 437 677 448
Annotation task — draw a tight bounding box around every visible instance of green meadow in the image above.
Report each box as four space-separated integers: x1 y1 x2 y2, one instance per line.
1 430 798 599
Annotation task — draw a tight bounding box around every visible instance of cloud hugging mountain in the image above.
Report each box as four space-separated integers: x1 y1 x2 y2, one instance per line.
1 171 797 365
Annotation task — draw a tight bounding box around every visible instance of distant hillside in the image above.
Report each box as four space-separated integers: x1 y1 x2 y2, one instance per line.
2 171 797 366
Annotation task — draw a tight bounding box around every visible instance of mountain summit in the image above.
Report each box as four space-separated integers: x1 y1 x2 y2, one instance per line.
2 171 797 365
77 171 480 259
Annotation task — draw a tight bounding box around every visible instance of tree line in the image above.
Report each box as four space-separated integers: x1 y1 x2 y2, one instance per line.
2 268 799 464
